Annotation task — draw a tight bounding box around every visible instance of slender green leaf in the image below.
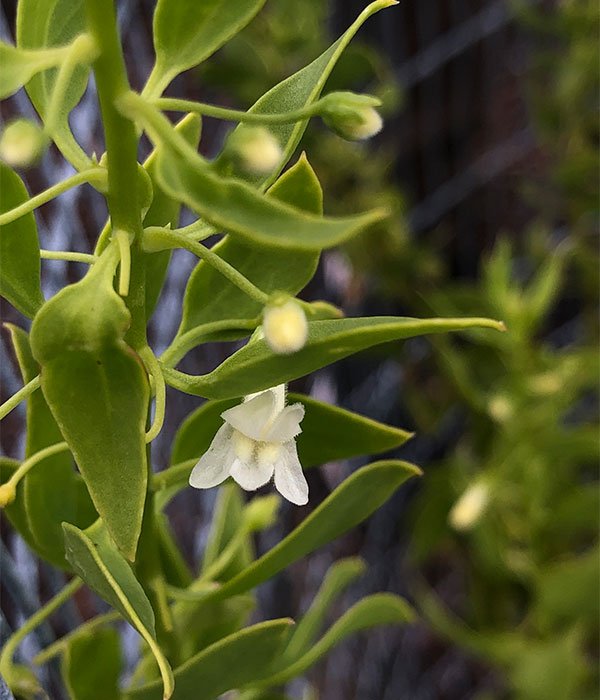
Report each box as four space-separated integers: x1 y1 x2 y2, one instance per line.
174 154 321 347
16 0 89 165
201 482 253 580
258 594 415 687
156 148 385 252
164 316 505 399
285 558 366 660
150 0 267 94
6 324 96 569
0 163 43 317
294 393 412 466
170 393 411 473
156 513 193 589
230 0 398 189
63 522 174 700
205 461 420 600
126 620 292 700
61 627 122 700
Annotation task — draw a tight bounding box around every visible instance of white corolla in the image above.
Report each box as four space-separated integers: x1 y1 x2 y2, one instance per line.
189 384 308 505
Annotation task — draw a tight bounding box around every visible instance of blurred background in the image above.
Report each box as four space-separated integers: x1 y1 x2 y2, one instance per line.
1 0 598 698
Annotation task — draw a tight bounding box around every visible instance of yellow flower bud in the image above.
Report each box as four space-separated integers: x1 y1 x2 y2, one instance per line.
0 482 16 508
263 297 308 355
0 119 47 168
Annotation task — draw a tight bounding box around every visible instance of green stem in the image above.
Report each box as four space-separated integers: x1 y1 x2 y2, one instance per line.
159 365 211 398
160 318 259 368
153 97 321 125
85 0 142 240
0 577 83 686
40 249 97 264
139 347 166 443
141 63 174 102
114 229 132 296
164 582 219 602
33 611 121 666
152 458 198 492
0 375 41 421
44 34 98 137
174 218 215 241
0 168 106 226
144 227 268 305
199 525 249 583
85 0 147 350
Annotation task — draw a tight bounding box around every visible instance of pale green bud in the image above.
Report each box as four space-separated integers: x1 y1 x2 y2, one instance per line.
244 494 280 532
320 92 383 141
227 126 282 175
263 295 308 355
0 118 47 167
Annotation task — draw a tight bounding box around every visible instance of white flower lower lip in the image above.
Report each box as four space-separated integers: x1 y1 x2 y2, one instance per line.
189 384 309 505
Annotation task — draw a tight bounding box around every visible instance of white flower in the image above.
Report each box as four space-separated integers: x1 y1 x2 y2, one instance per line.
263 297 308 355
189 385 309 505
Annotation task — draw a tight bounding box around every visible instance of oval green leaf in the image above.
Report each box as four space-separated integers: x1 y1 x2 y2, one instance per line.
39 346 148 560
6 324 96 569
150 0 267 96
30 251 149 560
0 163 44 317
126 619 292 700
163 316 505 399
63 522 174 700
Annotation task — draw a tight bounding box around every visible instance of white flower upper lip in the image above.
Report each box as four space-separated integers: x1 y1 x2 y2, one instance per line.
189 385 309 505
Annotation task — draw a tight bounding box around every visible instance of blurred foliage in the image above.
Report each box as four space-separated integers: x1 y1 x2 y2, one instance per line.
404 2 599 699
213 0 598 697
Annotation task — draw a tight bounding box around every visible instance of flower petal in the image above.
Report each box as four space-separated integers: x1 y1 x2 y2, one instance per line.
265 403 305 443
274 441 308 506
189 424 235 489
221 390 276 441
229 456 275 491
